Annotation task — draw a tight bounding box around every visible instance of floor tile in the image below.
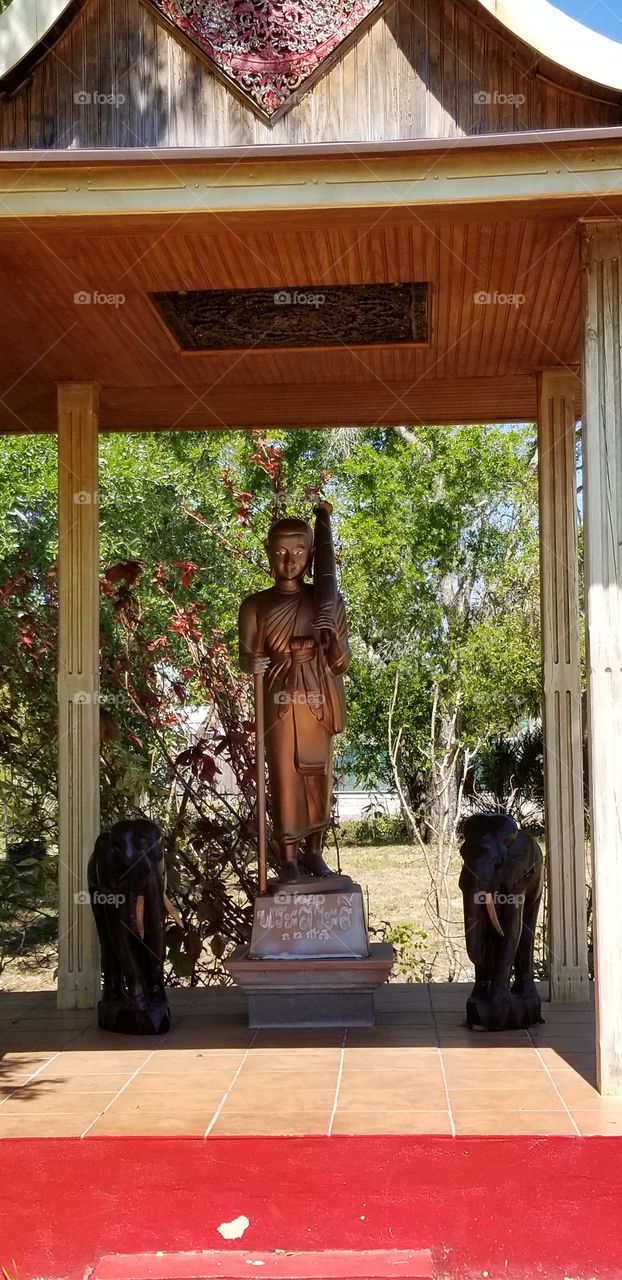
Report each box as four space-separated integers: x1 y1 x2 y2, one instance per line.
226 1082 336 1110
247 1048 342 1066
209 1109 330 1136
104 1090 227 1116
0 983 599 1138
39 1051 153 1073
0 1074 45 1094
0 1115 91 1137
441 1046 541 1066
331 1110 452 1135
254 1030 345 1049
10 1072 133 1095
551 1075 610 1107
136 1064 240 1085
448 1083 563 1111
442 1065 547 1088
572 1109 622 1135
338 1075 446 1110
0 1091 113 1116
536 1047 596 1073
452 1110 577 1135
345 1028 436 1047
163 1028 252 1050
87 1111 213 1136
144 1049 245 1067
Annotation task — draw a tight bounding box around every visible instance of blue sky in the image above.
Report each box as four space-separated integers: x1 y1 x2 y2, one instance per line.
552 0 622 40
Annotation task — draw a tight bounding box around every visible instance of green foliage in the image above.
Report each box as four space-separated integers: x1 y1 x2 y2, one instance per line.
0 423 545 983
0 855 57 980
380 921 428 982
336 814 408 846
335 425 541 818
468 723 545 826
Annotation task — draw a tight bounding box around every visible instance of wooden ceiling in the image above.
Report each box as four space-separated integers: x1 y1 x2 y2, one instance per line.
0 207 581 432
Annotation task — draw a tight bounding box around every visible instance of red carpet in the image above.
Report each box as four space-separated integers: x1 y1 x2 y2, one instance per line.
1 1136 621 1280
88 1249 432 1279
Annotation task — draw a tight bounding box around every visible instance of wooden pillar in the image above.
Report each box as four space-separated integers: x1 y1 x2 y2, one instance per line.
537 369 589 1004
57 383 100 1009
581 220 622 1095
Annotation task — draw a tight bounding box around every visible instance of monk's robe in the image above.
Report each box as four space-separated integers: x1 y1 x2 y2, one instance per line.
238 583 349 843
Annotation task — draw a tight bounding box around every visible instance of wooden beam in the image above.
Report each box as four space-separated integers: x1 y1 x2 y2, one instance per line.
581 220 622 1094
537 368 589 1003
0 376 545 435
57 381 100 1010
0 143 621 222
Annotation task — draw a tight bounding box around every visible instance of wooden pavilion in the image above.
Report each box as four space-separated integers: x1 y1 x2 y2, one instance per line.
0 0 620 1093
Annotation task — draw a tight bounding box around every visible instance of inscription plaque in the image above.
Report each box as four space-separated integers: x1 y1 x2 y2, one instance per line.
249 885 369 960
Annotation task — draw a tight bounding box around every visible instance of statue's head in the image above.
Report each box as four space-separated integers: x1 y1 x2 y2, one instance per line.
265 517 313 585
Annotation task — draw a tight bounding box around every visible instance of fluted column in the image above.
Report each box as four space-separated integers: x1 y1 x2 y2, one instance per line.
537 369 589 1004
581 220 622 1095
57 382 100 1009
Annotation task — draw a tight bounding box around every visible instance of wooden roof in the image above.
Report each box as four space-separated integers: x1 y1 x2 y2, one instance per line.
0 0 618 432
0 0 620 149
0 197 584 433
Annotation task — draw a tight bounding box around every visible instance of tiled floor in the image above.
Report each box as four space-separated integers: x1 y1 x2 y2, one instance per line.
0 982 616 1138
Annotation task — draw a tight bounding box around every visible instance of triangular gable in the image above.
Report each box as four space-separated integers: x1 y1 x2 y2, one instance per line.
149 0 386 122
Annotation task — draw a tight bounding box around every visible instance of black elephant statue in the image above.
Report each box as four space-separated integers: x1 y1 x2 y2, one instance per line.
88 818 180 1035
459 812 544 1031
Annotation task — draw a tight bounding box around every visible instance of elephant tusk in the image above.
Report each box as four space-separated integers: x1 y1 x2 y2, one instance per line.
485 892 504 937
164 893 183 928
136 894 145 940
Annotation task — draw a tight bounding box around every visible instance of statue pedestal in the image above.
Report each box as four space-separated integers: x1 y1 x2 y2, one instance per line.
250 878 369 960
227 879 393 1027
226 942 394 1028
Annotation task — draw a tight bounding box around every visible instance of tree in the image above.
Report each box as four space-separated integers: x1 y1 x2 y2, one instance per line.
0 424 542 983
332 425 541 975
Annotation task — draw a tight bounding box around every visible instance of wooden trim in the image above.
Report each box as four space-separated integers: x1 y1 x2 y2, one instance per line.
581 219 622 1095
57 381 100 1010
537 368 589 1004
0 141 622 222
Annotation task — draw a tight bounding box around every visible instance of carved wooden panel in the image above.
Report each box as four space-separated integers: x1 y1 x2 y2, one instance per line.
152 282 429 350
150 0 384 121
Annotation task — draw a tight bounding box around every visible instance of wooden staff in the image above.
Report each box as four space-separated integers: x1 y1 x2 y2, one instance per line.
313 500 338 647
254 615 268 896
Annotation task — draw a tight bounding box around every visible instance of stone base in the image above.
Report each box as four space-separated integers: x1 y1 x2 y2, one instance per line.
225 942 394 1028
97 996 171 1035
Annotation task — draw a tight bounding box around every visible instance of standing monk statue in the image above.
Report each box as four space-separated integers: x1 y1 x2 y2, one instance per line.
238 502 350 884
